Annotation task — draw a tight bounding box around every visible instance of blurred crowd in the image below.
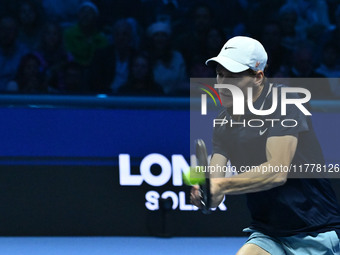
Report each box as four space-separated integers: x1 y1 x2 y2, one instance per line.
0 0 340 98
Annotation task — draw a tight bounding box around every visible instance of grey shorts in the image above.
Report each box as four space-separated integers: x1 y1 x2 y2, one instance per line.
243 228 340 255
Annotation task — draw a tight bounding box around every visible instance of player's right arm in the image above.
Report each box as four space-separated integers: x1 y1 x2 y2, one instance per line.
209 153 228 178
190 153 227 208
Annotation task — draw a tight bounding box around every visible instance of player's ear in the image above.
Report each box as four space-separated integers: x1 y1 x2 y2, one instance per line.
254 71 264 86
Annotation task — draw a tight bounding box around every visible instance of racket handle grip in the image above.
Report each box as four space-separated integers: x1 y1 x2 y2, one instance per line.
199 186 211 215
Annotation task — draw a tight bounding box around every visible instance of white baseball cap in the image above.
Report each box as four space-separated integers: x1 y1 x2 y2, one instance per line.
206 36 268 73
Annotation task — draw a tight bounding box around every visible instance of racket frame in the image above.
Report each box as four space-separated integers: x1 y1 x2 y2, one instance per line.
195 139 211 214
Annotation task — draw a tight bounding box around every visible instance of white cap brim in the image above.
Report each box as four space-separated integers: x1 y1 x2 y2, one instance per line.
205 56 249 73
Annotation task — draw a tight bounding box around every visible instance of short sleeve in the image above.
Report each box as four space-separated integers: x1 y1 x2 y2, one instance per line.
267 89 309 138
212 110 231 159
212 126 229 158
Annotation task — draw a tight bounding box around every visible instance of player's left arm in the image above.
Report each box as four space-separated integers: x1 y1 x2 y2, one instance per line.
210 135 297 206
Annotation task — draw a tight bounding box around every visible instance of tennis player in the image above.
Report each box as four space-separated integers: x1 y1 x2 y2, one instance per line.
190 36 340 254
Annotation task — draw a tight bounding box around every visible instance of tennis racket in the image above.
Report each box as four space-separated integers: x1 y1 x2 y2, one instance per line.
195 139 211 214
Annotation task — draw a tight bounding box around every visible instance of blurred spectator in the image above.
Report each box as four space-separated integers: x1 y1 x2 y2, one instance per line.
225 0 284 38
138 0 186 29
324 5 340 49
285 0 334 47
35 22 74 93
328 0 340 24
175 3 214 71
60 61 85 93
147 21 188 95
7 53 47 93
205 27 225 61
316 43 340 97
289 42 321 77
305 23 329 49
118 52 163 95
0 0 337 99
94 0 144 29
47 61 86 93
16 0 44 51
35 22 72 74
287 41 332 99
261 21 291 77
210 0 248 35
190 26 224 77
153 0 182 26
42 0 83 26
278 4 303 51
63 1 108 66
286 0 334 31
89 18 136 93
232 1 271 38
0 16 29 91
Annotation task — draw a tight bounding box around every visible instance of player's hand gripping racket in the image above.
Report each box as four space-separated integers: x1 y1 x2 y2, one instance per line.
195 139 211 214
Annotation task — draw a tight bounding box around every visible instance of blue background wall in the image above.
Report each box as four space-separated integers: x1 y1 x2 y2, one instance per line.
0 96 338 236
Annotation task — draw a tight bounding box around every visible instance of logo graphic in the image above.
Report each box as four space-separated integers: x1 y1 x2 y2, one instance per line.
198 83 312 129
259 128 268 136
213 84 311 116
200 83 222 115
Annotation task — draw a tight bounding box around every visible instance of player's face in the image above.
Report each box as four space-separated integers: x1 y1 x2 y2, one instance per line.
216 65 256 108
